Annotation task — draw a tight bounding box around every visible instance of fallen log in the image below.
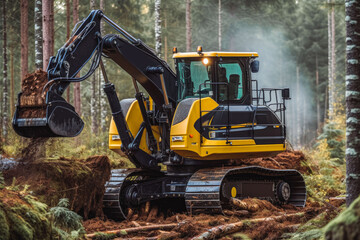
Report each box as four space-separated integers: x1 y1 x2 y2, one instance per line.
230 198 259 212
87 221 187 239
223 209 251 217
191 212 305 240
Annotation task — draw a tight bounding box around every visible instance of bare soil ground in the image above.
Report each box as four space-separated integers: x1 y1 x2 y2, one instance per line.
236 150 311 174
83 200 324 239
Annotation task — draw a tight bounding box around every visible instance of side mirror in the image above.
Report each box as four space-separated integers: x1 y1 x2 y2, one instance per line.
282 88 290 100
250 60 260 73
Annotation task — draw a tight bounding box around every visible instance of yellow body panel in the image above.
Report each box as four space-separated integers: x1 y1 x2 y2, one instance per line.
173 52 259 58
109 99 159 154
170 97 285 160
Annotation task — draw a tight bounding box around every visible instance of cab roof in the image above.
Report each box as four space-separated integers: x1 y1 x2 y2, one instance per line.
172 52 259 58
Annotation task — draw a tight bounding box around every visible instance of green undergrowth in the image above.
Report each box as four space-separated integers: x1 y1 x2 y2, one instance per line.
302 113 346 206
323 196 360 239
303 139 346 205
288 195 360 240
0 185 84 240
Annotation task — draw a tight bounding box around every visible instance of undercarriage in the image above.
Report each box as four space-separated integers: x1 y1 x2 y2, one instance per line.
103 166 306 220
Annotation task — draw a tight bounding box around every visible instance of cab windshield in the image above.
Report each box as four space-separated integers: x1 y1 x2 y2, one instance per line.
177 59 212 100
176 58 244 102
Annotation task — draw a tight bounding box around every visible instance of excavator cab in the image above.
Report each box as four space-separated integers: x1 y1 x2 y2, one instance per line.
174 51 252 103
170 49 290 160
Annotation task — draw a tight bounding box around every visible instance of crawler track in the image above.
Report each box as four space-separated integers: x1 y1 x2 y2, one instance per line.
103 169 139 220
103 167 306 220
185 166 306 215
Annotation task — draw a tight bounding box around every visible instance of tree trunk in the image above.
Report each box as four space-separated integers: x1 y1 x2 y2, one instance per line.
99 0 107 131
42 0 52 69
2 0 8 137
10 47 14 118
345 0 360 206
155 0 161 57
34 0 43 69
303 91 306 145
50 0 54 56
316 54 321 133
66 0 71 102
186 0 191 52
328 0 336 120
87 222 187 238
324 85 328 121
90 0 98 134
330 2 336 119
296 66 301 148
164 11 168 62
73 0 81 115
218 0 222 51
21 0 28 80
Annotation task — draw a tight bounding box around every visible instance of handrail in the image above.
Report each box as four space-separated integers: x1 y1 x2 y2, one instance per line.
198 81 230 144
197 81 289 143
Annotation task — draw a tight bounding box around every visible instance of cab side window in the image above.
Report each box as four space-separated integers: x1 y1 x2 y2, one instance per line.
218 63 243 101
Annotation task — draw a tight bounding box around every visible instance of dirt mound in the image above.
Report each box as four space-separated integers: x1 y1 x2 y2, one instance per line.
3 155 111 219
236 151 311 174
18 69 48 118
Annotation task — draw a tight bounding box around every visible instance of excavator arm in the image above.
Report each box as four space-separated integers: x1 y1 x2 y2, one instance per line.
13 10 177 170
46 10 177 107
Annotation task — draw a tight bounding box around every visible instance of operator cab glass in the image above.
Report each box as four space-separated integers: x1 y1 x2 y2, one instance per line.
176 57 244 103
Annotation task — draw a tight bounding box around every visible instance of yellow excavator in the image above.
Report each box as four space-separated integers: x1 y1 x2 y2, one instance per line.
12 10 306 220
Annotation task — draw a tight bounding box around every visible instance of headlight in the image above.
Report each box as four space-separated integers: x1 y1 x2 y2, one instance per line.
172 136 184 142
112 135 120 141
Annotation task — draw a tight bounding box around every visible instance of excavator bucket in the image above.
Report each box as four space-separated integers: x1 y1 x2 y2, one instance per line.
12 70 84 138
13 90 84 138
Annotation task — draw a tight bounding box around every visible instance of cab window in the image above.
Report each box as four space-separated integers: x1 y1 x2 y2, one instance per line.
177 60 212 100
217 62 243 101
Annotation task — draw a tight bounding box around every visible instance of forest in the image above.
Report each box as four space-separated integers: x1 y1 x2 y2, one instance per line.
0 0 359 239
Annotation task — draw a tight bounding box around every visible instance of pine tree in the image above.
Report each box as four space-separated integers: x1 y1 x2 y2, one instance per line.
42 0 52 69
328 0 336 120
34 0 43 69
99 0 107 132
345 0 360 206
218 0 222 51
186 0 191 51
66 0 71 102
20 0 28 79
155 0 161 57
2 0 8 137
10 47 14 118
90 0 98 134
73 0 81 115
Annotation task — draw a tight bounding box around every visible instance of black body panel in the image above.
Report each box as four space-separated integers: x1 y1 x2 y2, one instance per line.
195 104 285 144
